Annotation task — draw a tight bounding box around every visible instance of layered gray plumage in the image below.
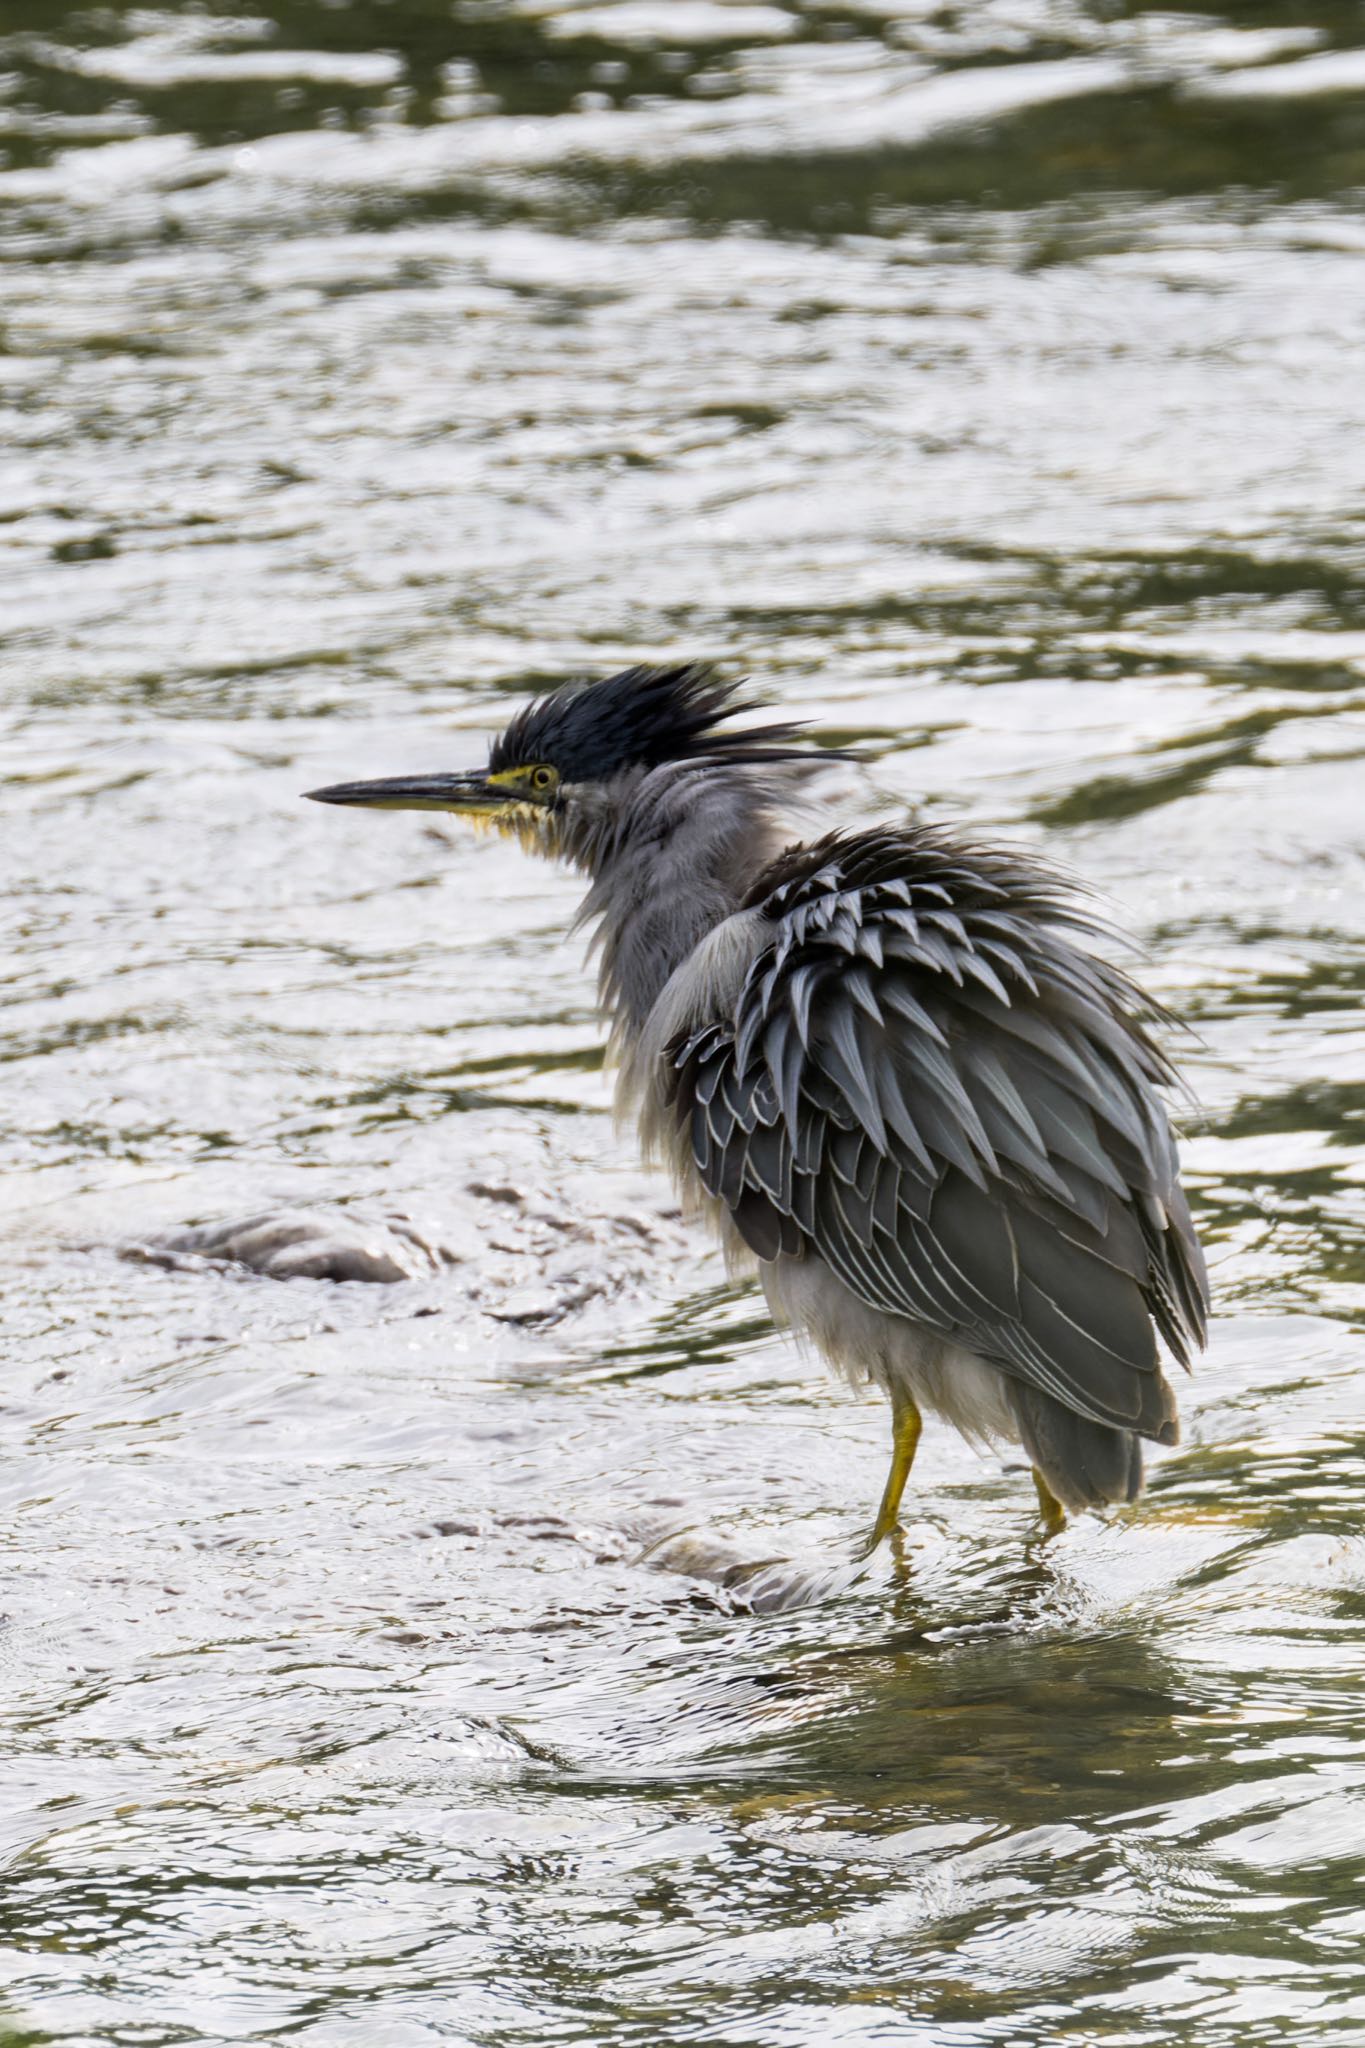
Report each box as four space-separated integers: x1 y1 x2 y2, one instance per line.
309 662 1209 1529
645 827 1207 1508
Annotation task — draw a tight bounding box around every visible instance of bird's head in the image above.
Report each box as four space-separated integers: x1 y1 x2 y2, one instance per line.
305 662 816 864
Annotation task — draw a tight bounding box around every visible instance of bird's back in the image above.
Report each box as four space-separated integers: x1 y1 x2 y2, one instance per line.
638 821 1208 1502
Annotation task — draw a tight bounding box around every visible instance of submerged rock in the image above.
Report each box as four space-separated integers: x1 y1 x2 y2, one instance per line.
120 1206 462 1283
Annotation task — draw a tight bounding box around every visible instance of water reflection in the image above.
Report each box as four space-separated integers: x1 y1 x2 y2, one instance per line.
3 0 1365 2040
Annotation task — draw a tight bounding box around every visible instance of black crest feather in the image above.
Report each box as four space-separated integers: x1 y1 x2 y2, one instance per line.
489 663 810 781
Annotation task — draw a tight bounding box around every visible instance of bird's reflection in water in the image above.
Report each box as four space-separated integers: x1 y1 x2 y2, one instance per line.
574 1523 1197 1863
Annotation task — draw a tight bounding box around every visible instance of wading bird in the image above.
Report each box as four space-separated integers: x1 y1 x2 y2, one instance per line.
308 665 1207 1550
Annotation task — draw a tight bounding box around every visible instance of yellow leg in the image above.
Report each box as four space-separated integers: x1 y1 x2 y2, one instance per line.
1033 1469 1066 1537
859 1391 923 1557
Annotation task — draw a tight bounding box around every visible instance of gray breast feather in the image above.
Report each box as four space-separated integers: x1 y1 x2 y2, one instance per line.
666 827 1209 1441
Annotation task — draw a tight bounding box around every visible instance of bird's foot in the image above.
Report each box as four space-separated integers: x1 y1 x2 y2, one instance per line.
852 1506 902 1563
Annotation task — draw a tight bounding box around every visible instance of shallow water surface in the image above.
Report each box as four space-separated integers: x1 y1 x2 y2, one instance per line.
3 2 1365 2042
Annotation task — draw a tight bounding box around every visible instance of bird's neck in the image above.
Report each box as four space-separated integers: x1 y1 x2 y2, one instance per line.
572 765 788 1040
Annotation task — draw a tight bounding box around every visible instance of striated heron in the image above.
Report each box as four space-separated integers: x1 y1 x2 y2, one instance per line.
308 664 1208 1551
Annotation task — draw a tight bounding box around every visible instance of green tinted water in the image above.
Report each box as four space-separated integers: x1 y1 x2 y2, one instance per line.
3 3 1365 2042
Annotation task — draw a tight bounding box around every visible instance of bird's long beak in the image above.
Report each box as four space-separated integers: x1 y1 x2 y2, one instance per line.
304 769 509 816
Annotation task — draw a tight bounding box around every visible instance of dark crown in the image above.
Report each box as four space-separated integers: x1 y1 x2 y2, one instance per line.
488 663 808 782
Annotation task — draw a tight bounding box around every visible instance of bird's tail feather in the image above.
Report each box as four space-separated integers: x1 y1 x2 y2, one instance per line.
1007 1383 1147 1511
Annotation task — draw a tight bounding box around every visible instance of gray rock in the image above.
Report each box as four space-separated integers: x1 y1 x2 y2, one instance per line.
122 1206 462 1284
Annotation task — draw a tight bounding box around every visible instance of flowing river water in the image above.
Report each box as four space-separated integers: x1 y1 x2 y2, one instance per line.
3 2 1365 2042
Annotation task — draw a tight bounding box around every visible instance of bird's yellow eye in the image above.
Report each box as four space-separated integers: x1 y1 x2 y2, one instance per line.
484 761 559 804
